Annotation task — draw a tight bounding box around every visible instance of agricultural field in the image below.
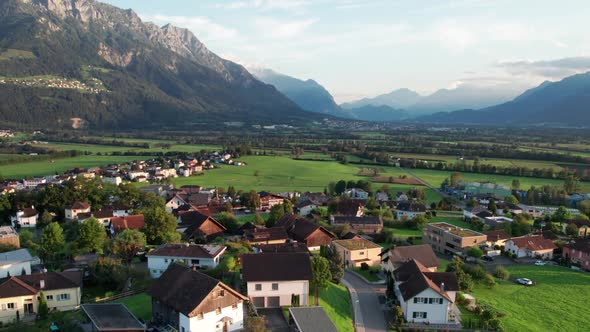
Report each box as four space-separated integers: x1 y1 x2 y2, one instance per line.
34 141 222 154
472 265 590 332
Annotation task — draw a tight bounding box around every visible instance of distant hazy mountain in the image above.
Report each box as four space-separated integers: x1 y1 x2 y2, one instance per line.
251 68 343 116
341 88 422 110
417 72 590 126
346 105 407 122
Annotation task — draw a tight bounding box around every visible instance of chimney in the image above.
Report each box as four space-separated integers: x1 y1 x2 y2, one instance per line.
40 280 45 289
440 282 445 292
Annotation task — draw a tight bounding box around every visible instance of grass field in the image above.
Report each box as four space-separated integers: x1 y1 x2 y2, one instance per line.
37 141 222 154
113 293 152 321
350 266 381 282
309 282 354 332
472 265 590 332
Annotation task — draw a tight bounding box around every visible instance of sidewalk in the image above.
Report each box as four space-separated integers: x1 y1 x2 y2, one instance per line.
341 277 365 332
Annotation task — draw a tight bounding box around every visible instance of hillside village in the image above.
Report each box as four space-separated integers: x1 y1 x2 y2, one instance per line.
0 149 589 332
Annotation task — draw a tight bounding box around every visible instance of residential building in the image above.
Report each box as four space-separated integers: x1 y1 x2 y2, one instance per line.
289 307 338 332
147 244 226 278
244 227 289 245
395 201 427 219
0 227 20 248
81 304 145 332
563 238 590 271
178 211 226 241
242 253 312 308
0 249 34 278
22 178 46 189
483 216 513 228
253 242 310 254
65 201 91 220
149 264 247 332
331 216 383 234
462 206 491 221
259 192 285 211
518 204 581 218
0 271 82 324
381 244 440 273
423 223 487 255
297 199 319 216
277 215 336 251
483 230 511 248
332 239 382 268
102 175 123 186
110 215 145 235
561 220 590 237
11 206 38 228
505 235 556 259
344 188 369 200
335 199 364 217
393 259 460 326
78 209 115 227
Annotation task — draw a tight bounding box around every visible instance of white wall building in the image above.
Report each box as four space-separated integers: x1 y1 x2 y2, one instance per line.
147 244 226 278
0 249 34 278
11 207 38 228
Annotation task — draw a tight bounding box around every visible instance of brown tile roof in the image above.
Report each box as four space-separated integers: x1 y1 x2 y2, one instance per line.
244 227 289 243
277 215 336 242
341 232 361 240
385 244 440 269
484 229 511 242
68 201 90 210
148 264 247 317
0 277 37 298
254 243 310 254
0 271 82 298
111 215 145 233
509 235 557 251
332 216 382 225
148 244 225 259
242 253 313 282
336 199 364 216
22 207 38 218
394 259 457 302
78 209 114 220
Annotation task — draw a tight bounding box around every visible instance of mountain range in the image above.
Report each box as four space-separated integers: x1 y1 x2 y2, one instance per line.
0 0 322 129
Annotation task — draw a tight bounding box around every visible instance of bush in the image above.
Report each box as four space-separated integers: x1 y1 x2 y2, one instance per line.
468 265 487 280
483 274 496 288
360 262 369 270
494 266 510 280
467 246 483 258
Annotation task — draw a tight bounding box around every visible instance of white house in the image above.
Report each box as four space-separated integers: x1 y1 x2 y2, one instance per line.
393 259 460 326
395 201 427 219
149 264 247 332
0 249 35 278
344 188 369 200
102 176 122 186
242 253 312 308
505 235 556 259
297 199 319 216
22 178 46 189
147 244 226 278
64 201 91 220
11 207 38 228
128 171 149 181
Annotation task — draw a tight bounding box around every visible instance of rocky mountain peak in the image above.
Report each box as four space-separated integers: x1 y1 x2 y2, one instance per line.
33 0 100 22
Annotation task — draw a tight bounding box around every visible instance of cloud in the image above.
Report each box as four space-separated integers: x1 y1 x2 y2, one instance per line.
497 57 590 79
216 0 311 10
254 17 318 38
141 14 238 41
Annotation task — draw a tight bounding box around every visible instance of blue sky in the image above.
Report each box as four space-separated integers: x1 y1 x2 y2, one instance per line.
102 0 590 102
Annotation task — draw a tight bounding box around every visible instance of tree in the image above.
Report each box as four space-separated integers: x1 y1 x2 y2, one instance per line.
467 246 483 258
505 195 519 205
254 213 265 226
78 217 106 254
311 256 332 305
483 274 496 288
90 257 128 290
334 180 347 195
245 316 270 332
552 206 573 222
450 172 462 187
0 194 10 222
38 292 49 319
143 206 179 244
488 200 498 215
564 175 580 193
40 222 65 260
40 211 54 227
266 204 286 228
412 214 429 230
511 179 521 191
565 223 579 237
494 266 510 280
112 229 147 262
217 212 240 234
320 246 344 282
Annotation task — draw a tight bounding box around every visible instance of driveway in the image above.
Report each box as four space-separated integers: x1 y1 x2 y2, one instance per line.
257 308 290 332
342 271 389 332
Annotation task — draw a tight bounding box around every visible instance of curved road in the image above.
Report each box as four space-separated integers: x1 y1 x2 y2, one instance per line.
342 271 388 332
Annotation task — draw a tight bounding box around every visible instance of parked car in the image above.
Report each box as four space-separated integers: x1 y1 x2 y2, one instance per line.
482 255 494 262
534 260 546 266
516 278 533 286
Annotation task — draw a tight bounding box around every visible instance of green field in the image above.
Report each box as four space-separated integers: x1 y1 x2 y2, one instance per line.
113 293 152 321
472 265 590 332
37 141 222 154
309 282 354 332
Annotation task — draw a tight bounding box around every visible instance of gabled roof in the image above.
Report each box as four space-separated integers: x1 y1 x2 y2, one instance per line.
244 227 289 243
508 235 556 251
277 214 336 242
148 264 247 317
242 253 313 282
484 229 511 242
21 207 38 218
179 211 227 233
341 232 361 240
332 216 382 225
564 238 590 253
0 277 37 298
254 242 310 254
396 201 426 212
78 209 114 220
111 215 145 233
394 259 457 302
147 244 225 259
384 244 440 269
68 201 90 210
0 271 82 299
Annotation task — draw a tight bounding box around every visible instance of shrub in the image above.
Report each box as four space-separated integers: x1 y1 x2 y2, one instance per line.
494 266 510 280
467 246 483 258
468 265 487 280
483 274 496 288
360 262 369 270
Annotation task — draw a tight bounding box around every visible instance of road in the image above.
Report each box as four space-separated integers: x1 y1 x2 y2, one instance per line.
342 271 388 332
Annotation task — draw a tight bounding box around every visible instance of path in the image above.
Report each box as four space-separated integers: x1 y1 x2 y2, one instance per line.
342 271 388 332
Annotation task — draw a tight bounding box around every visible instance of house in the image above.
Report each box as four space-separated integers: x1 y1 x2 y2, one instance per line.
336 199 364 217
297 199 319 216
289 307 338 332
81 304 145 332
484 216 513 228
462 206 490 221
0 249 35 278
331 216 383 234
381 244 440 273
332 238 382 268
561 220 590 237
78 209 115 227
395 201 427 219
259 192 285 211
244 227 289 245
237 221 263 235
393 259 460 325
102 175 123 186
423 223 487 255
483 230 511 248
11 206 38 228
22 177 46 189
147 244 226 278
178 211 226 240
110 215 145 235
0 271 82 324
277 215 336 251
65 201 91 220
505 235 556 259
563 238 590 271
149 264 247 332
242 253 312 308
253 242 310 254
518 204 581 218
0 227 20 248
344 188 369 200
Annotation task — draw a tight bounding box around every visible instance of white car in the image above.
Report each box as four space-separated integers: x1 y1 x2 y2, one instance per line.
516 278 533 286
534 260 546 266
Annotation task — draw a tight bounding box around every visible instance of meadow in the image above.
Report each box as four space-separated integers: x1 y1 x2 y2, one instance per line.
471 265 590 332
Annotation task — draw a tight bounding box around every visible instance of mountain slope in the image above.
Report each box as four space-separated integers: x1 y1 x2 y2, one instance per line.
345 105 407 122
341 88 421 110
417 72 590 126
0 0 318 129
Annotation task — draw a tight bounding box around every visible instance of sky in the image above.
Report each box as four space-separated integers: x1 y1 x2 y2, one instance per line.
101 0 590 103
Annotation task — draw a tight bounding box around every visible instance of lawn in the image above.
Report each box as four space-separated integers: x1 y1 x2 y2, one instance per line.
309 282 354 332
350 266 381 282
113 293 152 321
471 265 590 332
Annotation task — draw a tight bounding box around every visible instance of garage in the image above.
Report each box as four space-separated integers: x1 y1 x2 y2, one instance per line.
252 297 265 308
266 296 280 308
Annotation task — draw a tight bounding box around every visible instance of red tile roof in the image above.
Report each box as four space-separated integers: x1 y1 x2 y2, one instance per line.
111 215 145 233
509 235 556 251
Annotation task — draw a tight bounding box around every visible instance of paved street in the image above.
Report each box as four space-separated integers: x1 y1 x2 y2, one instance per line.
342 271 389 332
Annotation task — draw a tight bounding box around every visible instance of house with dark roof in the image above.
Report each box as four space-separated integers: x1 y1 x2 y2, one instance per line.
331 216 383 234
65 201 91 220
483 229 511 247
289 307 338 332
0 271 82 323
149 264 247 332
335 199 364 217
11 206 38 228
78 209 116 227
381 244 440 273
147 244 226 278
563 238 590 271
333 238 382 268
277 214 336 251
505 235 556 259
242 253 312 308
395 201 427 219
561 219 590 237
393 259 460 326
297 199 320 216
109 215 145 235
253 242 310 254
243 227 289 245
178 211 226 240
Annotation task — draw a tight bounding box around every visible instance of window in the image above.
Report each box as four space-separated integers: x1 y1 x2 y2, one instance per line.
191 259 200 265
218 290 225 297
196 313 203 320
181 328 185 332
359 251 364 255
255 284 262 291
57 293 70 301
164 259 169 263
7 303 14 310
272 283 279 291
413 297 427 304
46 295 54 301
412 312 427 319
216 307 222 315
